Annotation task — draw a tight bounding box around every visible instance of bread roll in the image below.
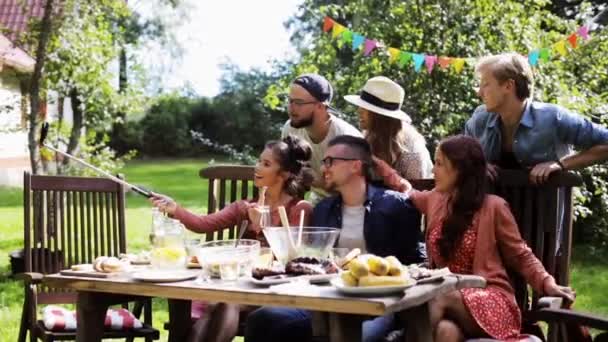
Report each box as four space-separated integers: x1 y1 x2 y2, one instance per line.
101 257 123 273
93 256 108 272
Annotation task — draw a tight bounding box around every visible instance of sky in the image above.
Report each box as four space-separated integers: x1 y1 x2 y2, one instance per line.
134 0 302 97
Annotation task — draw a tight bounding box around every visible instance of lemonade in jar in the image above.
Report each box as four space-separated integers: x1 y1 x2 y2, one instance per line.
150 217 187 269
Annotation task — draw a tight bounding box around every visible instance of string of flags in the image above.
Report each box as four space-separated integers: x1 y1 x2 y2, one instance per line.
322 16 592 74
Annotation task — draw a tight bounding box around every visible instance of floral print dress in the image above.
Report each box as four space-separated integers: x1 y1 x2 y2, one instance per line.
428 219 522 340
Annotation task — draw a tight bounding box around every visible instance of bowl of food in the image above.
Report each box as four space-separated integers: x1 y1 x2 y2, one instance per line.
195 239 261 279
262 227 340 265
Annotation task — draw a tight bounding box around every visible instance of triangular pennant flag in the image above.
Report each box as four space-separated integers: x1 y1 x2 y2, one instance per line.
528 50 540 66
567 33 578 49
438 56 452 69
539 48 550 62
398 52 412 67
425 55 437 73
388 48 400 63
323 17 334 32
341 30 353 43
363 39 377 56
554 40 567 56
577 26 590 40
352 34 365 51
412 53 425 72
332 23 346 38
452 58 465 73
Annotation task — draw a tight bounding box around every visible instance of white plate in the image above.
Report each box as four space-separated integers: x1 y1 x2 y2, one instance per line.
330 277 416 296
131 270 198 283
249 273 338 286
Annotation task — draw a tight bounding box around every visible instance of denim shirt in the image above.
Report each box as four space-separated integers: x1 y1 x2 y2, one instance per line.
312 184 426 265
464 101 608 166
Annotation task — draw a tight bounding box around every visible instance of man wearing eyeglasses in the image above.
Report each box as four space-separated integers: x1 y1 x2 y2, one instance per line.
282 74 362 202
245 135 426 342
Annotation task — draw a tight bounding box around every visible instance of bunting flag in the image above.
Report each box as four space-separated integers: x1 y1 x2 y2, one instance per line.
388 48 400 63
332 23 346 38
452 58 465 73
341 30 353 43
398 52 412 67
323 17 334 32
321 16 593 74
425 55 437 73
539 48 551 62
528 50 540 66
352 33 365 51
363 39 377 56
577 26 590 40
567 33 578 49
412 53 425 72
554 40 567 56
438 56 452 69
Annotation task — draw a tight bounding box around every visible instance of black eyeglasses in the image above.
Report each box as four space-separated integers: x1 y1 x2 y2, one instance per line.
287 98 318 106
321 156 360 168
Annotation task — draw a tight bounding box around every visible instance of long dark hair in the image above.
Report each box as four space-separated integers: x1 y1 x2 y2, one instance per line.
438 135 488 260
265 135 314 199
366 112 425 167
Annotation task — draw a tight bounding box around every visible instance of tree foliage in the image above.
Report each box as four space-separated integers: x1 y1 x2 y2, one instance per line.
269 0 608 247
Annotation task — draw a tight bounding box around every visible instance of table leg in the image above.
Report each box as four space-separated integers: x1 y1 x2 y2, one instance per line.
76 292 138 342
168 299 192 342
76 292 108 342
404 303 433 342
328 313 366 342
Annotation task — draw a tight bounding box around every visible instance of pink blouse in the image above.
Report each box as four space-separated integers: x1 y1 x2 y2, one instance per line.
172 198 313 242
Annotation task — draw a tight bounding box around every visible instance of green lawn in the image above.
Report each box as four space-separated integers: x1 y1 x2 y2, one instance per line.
1 158 607 341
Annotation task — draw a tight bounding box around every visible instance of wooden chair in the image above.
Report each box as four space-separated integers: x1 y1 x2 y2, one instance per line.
162 165 260 335
491 170 608 342
412 170 607 342
18 172 159 342
199 165 258 241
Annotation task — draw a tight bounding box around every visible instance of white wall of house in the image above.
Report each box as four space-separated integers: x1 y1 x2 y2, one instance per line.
0 69 29 186
0 68 73 187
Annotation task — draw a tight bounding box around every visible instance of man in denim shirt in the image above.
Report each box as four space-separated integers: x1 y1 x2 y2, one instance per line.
465 52 608 184
244 135 425 342
465 52 608 257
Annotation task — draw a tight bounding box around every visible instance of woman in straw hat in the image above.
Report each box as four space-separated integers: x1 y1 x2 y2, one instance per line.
344 76 433 180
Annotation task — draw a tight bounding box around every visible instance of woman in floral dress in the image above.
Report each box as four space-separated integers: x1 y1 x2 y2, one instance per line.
376 135 575 341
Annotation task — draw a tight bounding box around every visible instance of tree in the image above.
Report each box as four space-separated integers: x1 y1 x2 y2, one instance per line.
273 0 608 247
27 0 56 174
21 0 186 175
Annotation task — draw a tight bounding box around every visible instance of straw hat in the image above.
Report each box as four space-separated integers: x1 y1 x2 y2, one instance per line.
344 76 411 123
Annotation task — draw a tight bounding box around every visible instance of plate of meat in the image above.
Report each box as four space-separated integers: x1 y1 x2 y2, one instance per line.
407 266 451 284
249 257 339 286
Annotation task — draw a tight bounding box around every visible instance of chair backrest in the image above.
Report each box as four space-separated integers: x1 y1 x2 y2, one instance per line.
411 170 581 313
198 165 258 241
489 170 581 312
23 172 127 303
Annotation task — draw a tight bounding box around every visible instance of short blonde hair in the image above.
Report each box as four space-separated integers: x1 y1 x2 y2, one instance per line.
475 53 534 100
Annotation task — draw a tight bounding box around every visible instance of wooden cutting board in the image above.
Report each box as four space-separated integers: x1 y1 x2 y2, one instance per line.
59 269 123 278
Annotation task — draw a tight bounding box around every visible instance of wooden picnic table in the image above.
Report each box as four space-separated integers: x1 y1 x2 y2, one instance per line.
43 270 485 342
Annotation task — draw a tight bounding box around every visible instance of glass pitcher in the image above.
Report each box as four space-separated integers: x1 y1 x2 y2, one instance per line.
150 215 187 269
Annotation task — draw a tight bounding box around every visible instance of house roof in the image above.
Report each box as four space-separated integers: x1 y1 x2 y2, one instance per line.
0 33 35 72
0 0 45 73
0 0 45 43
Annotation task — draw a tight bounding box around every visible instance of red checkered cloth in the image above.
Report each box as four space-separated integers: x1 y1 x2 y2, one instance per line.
42 305 143 331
